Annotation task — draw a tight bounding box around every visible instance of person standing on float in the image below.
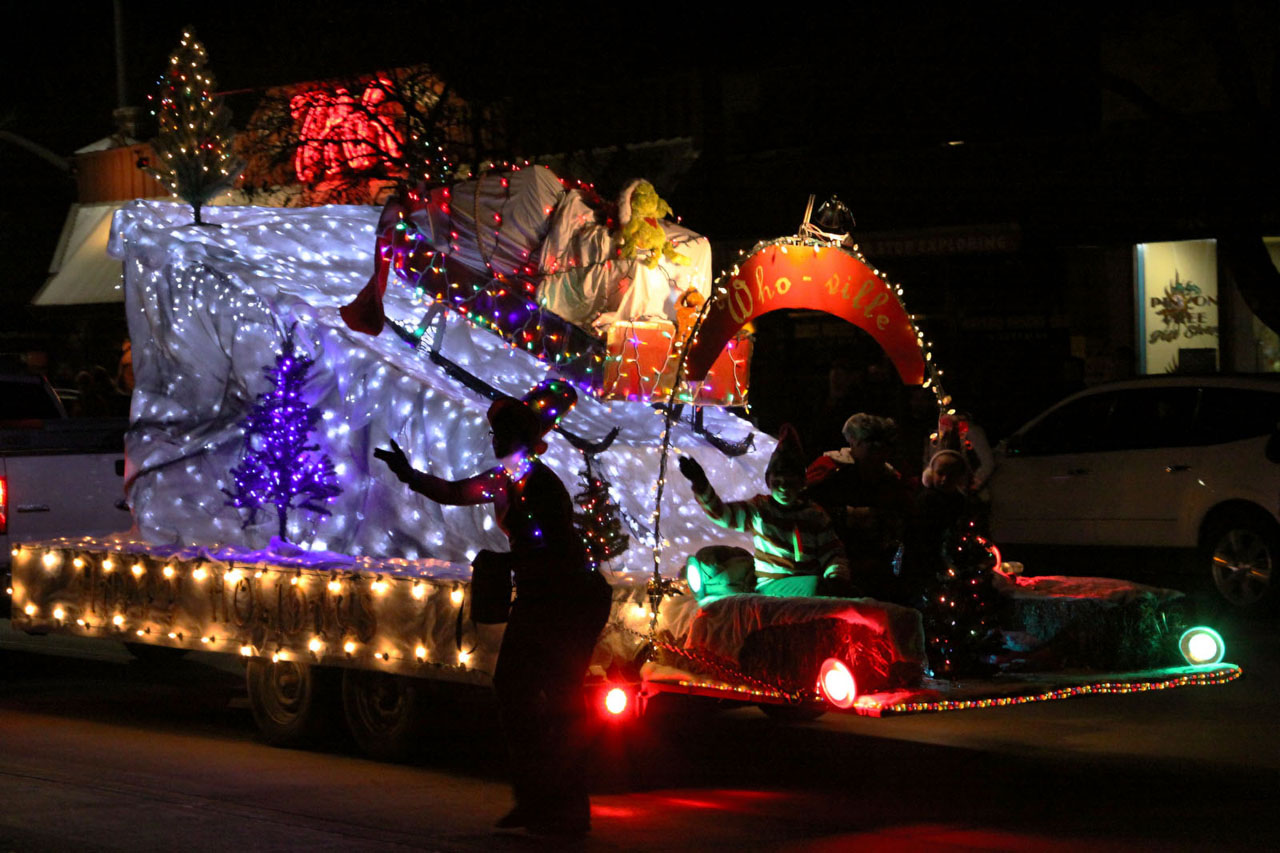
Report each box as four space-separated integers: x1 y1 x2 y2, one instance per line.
374 380 612 838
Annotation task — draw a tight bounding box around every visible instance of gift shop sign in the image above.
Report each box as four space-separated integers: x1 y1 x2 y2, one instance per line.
684 245 926 385
1137 240 1219 375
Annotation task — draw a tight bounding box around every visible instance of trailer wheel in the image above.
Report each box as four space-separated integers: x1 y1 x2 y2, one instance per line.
758 703 825 723
124 643 189 665
245 659 341 747
341 669 431 761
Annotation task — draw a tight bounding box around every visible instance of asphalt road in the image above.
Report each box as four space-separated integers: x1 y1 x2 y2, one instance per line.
1 614 1278 852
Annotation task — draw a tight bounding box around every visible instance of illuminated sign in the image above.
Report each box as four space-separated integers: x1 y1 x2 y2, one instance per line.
1137 240 1219 374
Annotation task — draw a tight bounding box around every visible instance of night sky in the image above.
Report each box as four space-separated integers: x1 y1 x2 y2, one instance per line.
3 0 1269 407
0 2 1108 295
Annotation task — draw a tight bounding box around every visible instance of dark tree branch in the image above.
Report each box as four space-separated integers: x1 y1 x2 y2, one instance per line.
1101 9 1280 334
0 130 73 173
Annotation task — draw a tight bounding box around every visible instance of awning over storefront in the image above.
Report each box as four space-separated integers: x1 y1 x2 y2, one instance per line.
32 202 125 306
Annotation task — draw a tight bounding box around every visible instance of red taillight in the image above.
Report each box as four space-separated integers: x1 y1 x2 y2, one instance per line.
603 687 629 716
818 658 857 709
0 475 7 534
591 684 639 723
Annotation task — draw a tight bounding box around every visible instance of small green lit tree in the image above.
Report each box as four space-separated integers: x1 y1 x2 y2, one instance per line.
572 452 629 569
147 26 244 225
920 522 1003 679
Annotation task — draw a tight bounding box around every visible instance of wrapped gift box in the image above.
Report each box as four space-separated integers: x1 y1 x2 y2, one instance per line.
600 320 751 405
694 331 751 406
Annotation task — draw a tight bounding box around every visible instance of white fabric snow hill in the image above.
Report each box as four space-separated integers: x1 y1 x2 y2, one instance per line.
109 201 766 577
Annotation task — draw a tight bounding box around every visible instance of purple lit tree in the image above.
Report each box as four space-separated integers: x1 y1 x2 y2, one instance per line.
224 329 341 541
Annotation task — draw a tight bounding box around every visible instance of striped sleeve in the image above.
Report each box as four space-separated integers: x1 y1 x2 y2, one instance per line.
813 508 850 580
751 500 847 582
691 479 755 533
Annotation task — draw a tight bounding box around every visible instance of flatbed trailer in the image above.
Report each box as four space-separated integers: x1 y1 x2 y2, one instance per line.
9 537 1241 759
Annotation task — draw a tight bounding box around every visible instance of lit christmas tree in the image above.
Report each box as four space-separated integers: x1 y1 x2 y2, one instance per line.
146 26 244 225
920 522 1003 679
224 329 341 541
572 452 629 569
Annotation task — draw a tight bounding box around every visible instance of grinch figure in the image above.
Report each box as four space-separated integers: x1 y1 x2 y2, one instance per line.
617 180 690 268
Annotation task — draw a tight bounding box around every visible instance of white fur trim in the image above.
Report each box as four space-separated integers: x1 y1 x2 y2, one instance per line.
616 178 646 228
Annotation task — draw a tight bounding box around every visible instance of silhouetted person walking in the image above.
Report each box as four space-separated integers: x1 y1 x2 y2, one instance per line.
376 380 611 837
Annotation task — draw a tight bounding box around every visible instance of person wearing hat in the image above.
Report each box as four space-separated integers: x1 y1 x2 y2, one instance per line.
898 449 974 605
374 379 611 837
677 423 850 597
806 412 911 600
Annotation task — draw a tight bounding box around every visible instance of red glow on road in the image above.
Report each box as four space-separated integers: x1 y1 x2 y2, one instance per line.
655 790 791 812
660 796 724 810
591 804 638 818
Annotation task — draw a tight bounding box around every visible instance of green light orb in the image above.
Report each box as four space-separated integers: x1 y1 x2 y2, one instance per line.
1179 626 1225 665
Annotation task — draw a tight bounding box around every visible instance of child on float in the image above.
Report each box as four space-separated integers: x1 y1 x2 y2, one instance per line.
899 449 974 605
374 379 611 838
806 413 911 600
677 424 853 597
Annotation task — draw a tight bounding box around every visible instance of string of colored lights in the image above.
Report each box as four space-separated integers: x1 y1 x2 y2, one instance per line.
663 677 803 703
374 163 749 406
652 665 1242 715
618 622 808 704
374 164 616 386
866 665 1241 715
602 321 750 405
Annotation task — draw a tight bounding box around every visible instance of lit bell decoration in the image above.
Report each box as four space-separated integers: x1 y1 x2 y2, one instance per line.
813 195 856 238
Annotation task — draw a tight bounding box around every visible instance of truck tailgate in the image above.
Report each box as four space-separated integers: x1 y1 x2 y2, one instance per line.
4 451 129 542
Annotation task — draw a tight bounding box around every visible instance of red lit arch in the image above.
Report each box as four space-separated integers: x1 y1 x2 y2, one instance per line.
684 244 926 386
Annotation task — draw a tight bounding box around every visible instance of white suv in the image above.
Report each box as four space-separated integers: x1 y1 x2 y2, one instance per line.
990 375 1280 612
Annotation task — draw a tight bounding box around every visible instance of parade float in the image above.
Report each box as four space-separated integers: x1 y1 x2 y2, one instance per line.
4 25 1237 755
7 168 1238 754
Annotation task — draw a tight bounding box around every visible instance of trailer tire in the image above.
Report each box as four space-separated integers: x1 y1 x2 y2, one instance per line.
758 703 825 723
245 659 342 748
124 643 189 665
341 669 432 761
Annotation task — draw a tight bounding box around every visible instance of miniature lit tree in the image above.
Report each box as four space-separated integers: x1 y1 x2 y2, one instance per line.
146 26 245 225
224 329 341 541
920 522 1002 679
572 452 629 569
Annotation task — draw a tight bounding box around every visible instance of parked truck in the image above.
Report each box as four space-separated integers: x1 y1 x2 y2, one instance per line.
1 373 129 615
